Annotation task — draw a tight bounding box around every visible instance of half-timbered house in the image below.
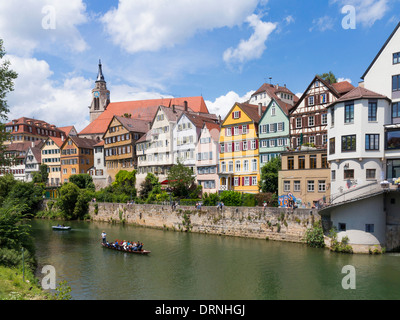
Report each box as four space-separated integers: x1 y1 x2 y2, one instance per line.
289 76 354 149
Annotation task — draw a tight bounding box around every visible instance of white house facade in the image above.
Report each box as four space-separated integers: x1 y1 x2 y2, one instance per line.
362 21 400 183
327 87 391 203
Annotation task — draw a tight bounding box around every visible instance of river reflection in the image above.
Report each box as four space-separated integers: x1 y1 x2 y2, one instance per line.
29 219 400 300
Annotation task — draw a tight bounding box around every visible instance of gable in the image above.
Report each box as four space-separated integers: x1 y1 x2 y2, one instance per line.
223 104 252 126
362 22 400 80
260 100 289 124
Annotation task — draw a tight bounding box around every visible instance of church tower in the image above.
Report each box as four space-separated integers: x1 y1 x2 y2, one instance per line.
89 60 110 123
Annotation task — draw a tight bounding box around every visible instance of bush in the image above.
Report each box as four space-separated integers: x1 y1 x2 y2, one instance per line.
305 222 325 248
329 229 353 254
220 191 242 207
202 193 220 206
241 193 257 207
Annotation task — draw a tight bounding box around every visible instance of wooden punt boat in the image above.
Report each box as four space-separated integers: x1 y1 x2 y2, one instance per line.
101 242 151 255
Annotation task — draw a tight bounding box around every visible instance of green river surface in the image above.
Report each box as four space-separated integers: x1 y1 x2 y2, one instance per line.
29 219 400 300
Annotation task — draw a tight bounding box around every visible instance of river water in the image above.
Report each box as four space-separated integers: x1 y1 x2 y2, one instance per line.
29 219 400 300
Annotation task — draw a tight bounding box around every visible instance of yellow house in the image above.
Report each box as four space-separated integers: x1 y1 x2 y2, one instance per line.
219 102 266 194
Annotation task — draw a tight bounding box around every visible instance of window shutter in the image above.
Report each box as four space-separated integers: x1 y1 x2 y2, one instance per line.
256 140 259 149
282 122 285 131
302 117 307 128
316 135 322 147
238 177 241 186
315 114 321 126
315 95 320 105
305 96 309 107
239 125 242 134
239 111 241 118
232 113 235 119
249 177 252 186
326 92 330 103
242 177 245 186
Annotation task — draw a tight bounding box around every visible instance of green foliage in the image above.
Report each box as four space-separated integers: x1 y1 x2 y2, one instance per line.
317 71 337 84
241 193 257 207
57 183 80 220
53 280 72 300
113 170 137 197
259 157 281 194
305 222 326 248
69 173 95 191
202 192 220 206
329 229 353 254
139 173 161 199
0 174 17 206
32 164 49 185
220 191 242 207
4 181 44 216
0 39 18 167
167 161 198 199
0 204 36 271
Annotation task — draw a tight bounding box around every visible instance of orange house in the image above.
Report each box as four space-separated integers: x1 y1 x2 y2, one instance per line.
60 136 98 183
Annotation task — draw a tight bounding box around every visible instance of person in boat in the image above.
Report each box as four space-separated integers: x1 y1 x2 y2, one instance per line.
101 231 107 244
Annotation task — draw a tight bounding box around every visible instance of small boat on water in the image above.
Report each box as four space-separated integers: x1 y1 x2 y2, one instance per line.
52 225 71 230
101 242 151 255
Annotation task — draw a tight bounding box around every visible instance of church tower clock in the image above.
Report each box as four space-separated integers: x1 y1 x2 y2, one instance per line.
89 60 110 123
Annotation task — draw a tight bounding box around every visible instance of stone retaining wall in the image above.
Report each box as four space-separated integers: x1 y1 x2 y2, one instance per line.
89 202 320 243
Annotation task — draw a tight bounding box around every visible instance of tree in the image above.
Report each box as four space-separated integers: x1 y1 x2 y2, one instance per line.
57 183 80 220
69 173 95 191
0 39 18 167
318 71 337 84
112 170 137 198
139 173 161 199
259 156 281 194
32 164 49 185
167 161 197 199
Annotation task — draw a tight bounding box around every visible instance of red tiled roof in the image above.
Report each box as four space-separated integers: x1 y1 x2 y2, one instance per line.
331 81 355 95
79 97 209 136
58 126 75 136
327 86 390 107
237 103 267 123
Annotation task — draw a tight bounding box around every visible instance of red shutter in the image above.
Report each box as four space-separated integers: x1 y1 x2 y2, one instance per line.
305 96 309 107
232 113 235 119
238 177 241 186
256 140 259 149
302 117 307 128
242 177 245 186
249 177 252 186
239 125 242 134
239 111 241 118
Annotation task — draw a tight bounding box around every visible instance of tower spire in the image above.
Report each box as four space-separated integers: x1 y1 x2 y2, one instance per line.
96 59 105 83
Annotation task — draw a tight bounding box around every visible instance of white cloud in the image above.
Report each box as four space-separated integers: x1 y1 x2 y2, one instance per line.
223 14 277 66
0 0 88 56
101 0 258 53
337 77 352 83
206 90 254 119
6 55 92 132
284 15 295 25
331 0 390 27
309 16 335 32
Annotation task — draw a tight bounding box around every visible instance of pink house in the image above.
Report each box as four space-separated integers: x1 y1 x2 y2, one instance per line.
195 122 221 194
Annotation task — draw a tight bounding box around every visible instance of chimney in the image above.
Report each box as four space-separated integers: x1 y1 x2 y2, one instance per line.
148 122 151 130
184 101 188 111
258 103 262 116
172 105 176 113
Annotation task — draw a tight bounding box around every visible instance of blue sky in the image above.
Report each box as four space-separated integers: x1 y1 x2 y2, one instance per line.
0 0 399 131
